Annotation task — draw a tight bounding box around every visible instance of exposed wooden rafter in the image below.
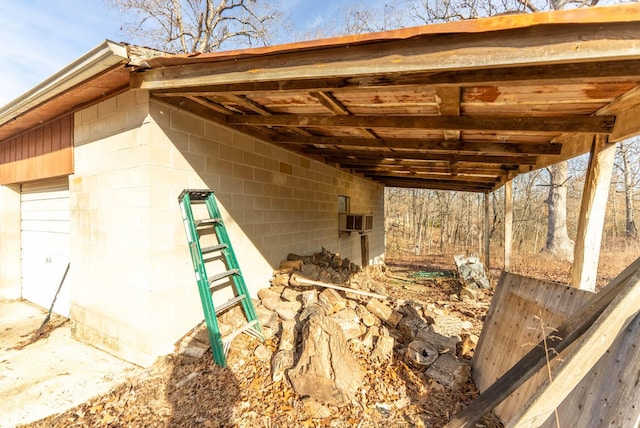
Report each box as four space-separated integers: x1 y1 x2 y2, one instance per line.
226 114 615 134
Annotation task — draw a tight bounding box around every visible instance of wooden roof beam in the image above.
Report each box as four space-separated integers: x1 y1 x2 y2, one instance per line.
273 135 562 155
360 171 502 183
147 59 640 96
435 87 461 141
227 114 615 134
313 149 538 165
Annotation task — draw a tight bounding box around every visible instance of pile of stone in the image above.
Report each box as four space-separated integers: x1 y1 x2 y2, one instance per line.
251 250 476 410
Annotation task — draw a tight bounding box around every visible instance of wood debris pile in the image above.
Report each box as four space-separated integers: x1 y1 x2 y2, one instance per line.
24 253 500 428
245 249 482 420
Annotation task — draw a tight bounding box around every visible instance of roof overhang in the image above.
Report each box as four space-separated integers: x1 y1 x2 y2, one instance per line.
0 40 130 141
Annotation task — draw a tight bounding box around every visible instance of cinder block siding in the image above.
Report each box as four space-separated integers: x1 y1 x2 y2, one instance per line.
149 98 384 269
0 184 21 300
70 90 384 366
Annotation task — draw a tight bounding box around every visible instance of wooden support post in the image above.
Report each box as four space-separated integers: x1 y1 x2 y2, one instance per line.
571 135 617 291
484 192 490 270
360 234 369 267
504 181 513 272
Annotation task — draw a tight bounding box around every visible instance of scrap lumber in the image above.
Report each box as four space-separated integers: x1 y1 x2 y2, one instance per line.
508 269 640 427
445 256 640 428
289 273 388 300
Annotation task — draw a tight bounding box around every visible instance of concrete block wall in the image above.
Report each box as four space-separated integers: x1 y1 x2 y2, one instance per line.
149 99 385 270
69 90 384 366
0 184 21 300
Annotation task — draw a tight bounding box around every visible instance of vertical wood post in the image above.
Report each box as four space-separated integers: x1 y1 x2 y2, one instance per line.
504 180 513 272
361 234 369 267
484 192 490 270
571 135 617 291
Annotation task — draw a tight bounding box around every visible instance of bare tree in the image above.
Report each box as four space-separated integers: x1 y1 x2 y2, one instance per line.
616 138 639 239
105 0 283 53
541 162 575 260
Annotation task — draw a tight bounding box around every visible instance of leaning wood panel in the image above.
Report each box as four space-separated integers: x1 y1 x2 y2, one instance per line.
0 115 73 185
537 309 640 428
471 272 593 423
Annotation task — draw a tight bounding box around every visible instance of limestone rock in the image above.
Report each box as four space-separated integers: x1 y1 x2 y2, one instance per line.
288 314 364 406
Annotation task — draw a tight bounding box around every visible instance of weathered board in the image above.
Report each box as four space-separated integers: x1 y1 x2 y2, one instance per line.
537 306 640 428
471 272 594 423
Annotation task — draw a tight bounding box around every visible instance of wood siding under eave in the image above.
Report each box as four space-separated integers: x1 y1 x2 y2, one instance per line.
0 115 73 185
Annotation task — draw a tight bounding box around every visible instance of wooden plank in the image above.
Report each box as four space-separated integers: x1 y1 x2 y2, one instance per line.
321 150 538 165
273 136 562 155
290 274 388 300
227 114 615 134
609 102 640 141
571 135 616 291
363 171 501 183
132 21 640 91
538 313 640 427
447 257 640 428
504 180 513 272
147 59 640 96
509 270 640 427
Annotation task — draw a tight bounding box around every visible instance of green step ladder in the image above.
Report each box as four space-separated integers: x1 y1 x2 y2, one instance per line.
178 189 264 367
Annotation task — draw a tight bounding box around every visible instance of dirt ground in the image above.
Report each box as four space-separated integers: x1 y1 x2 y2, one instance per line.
18 254 504 428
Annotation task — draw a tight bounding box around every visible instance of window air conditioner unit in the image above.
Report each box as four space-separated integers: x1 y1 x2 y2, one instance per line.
339 213 373 232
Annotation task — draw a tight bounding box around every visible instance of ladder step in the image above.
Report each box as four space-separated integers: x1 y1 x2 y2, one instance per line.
208 269 239 284
201 243 228 254
222 320 261 355
215 295 246 315
195 218 222 227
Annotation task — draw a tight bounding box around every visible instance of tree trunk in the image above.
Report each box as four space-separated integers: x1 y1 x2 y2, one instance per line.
620 142 638 239
543 161 575 261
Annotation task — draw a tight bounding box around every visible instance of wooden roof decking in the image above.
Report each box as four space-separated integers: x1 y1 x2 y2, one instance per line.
3 5 640 192
130 4 640 192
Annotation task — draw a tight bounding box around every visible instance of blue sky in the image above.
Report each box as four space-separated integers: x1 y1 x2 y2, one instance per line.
0 0 378 107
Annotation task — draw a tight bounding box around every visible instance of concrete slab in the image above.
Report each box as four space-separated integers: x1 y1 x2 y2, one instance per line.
0 301 142 428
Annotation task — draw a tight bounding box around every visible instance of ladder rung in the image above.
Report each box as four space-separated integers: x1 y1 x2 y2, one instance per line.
208 269 239 284
215 295 246 315
195 218 222 227
222 320 260 355
201 243 228 254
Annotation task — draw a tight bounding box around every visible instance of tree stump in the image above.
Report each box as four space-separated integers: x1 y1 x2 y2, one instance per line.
288 314 364 406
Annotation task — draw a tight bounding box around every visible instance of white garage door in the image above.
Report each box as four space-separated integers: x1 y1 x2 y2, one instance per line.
21 177 71 317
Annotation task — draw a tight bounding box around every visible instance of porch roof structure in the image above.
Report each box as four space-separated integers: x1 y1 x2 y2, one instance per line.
3 4 640 192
